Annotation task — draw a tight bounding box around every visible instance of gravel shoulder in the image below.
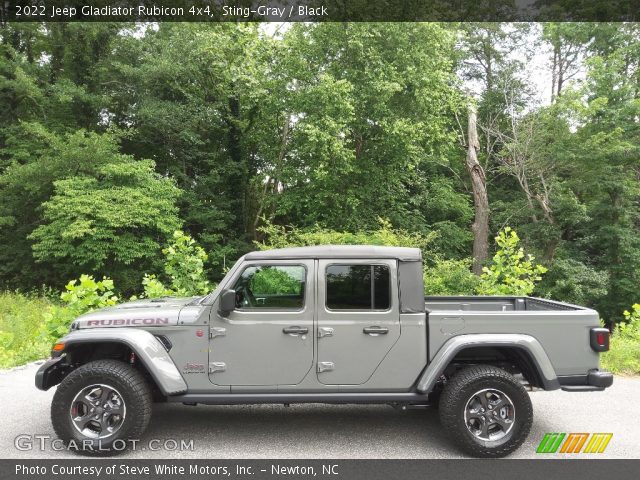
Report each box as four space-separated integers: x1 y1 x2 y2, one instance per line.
1 362 638 459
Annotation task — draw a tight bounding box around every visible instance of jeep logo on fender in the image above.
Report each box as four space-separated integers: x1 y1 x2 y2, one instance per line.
86 318 170 326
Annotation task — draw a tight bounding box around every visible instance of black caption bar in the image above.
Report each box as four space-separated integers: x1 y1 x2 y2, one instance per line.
0 0 638 23
1 459 639 480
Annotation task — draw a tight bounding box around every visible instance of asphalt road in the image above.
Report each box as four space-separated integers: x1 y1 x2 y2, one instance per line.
1 362 638 459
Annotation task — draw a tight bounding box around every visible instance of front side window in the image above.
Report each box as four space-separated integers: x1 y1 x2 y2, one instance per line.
233 265 306 309
326 264 390 310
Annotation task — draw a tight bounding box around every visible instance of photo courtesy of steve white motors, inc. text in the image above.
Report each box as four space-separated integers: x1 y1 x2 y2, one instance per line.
14 462 339 477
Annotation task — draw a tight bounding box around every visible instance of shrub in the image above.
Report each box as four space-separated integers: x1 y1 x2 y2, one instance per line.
619 304 640 339
476 227 547 296
135 231 212 299
162 230 211 296
44 275 118 341
424 259 480 295
139 274 174 299
601 304 640 374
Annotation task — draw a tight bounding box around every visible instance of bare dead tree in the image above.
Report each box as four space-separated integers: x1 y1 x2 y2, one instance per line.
481 83 561 260
465 105 490 275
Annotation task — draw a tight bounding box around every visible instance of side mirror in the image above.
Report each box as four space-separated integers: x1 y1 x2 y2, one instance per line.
218 289 236 317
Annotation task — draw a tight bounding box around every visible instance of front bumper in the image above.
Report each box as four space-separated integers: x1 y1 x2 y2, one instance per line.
559 369 614 392
35 356 69 391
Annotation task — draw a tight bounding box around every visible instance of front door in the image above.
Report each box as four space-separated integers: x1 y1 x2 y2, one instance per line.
209 260 314 386
316 259 400 385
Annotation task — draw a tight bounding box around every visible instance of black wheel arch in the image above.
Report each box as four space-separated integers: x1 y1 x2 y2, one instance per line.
440 345 549 389
37 341 164 399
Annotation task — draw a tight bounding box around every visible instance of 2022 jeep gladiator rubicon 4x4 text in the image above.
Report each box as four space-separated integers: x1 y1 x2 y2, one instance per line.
36 245 613 457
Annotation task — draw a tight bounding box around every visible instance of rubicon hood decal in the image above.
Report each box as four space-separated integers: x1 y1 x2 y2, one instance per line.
73 297 200 329
86 318 170 327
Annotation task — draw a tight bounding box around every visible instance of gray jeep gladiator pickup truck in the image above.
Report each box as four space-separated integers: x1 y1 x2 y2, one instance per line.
36 245 613 457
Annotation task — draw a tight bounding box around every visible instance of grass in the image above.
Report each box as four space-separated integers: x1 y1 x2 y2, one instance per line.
601 335 640 375
0 292 52 369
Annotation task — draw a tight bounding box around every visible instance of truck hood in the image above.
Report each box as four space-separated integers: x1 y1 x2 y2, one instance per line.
72 296 201 329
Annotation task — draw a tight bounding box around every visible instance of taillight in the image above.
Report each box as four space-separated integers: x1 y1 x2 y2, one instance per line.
590 328 610 352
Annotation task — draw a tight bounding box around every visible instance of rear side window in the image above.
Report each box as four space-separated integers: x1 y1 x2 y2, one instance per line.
326 264 390 310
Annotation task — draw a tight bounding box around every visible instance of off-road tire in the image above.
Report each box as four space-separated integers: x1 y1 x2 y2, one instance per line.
51 360 152 454
439 365 533 458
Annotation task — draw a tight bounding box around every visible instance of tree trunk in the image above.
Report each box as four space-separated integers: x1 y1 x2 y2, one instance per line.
551 46 558 103
226 95 246 236
466 105 490 275
250 114 290 240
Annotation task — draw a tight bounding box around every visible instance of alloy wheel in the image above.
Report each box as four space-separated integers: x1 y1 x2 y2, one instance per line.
463 388 515 441
69 384 126 439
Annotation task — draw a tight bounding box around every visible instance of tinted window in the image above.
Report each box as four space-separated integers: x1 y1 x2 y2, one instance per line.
233 265 305 309
326 264 390 310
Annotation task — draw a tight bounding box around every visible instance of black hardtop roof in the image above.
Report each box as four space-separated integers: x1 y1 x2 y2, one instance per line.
244 245 422 261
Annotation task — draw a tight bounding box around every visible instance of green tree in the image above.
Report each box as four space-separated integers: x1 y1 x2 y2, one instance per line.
0 23 139 289
268 23 467 253
1 126 181 289
569 23 640 321
23 137 181 291
117 24 277 270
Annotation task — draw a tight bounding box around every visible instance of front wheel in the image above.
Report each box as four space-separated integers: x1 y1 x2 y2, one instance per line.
51 360 152 454
439 365 533 457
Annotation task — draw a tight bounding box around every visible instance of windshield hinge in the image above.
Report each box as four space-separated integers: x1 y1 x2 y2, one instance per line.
318 327 334 338
209 362 227 373
209 327 226 339
317 361 335 373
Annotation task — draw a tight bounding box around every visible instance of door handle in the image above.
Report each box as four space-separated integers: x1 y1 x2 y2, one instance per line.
363 326 389 335
283 326 308 335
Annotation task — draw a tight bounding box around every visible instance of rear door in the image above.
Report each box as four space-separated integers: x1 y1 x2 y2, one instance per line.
209 260 314 386
316 258 400 385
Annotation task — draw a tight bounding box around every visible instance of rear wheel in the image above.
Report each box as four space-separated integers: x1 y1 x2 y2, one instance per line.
439 365 532 457
51 360 152 454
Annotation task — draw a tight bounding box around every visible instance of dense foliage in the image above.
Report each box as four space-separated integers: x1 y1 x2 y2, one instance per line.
602 304 640 375
1 21 639 331
255 218 437 258
44 275 119 340
44 231 213 349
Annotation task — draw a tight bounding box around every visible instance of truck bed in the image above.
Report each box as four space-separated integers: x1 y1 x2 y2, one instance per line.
423 296 600 377
425 296 584 312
